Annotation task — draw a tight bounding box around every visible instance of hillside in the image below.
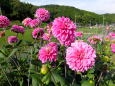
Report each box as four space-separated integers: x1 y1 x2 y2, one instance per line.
0 0 115 25
104 14 115 24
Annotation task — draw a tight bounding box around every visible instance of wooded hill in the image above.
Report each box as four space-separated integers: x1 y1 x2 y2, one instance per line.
0 0 115 25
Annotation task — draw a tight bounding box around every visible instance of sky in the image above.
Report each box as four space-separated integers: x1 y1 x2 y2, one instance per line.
20 0 115 14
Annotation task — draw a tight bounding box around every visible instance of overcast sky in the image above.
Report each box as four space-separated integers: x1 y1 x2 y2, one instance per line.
20 0 115 14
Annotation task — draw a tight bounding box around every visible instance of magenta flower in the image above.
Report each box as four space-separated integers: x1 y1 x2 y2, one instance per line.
8 36 18 44
111 43 115 53
52 16 77 46
65 40 96 72
75 32 83 37
29 19 41 28
38 42 58 63
22 17 32 27
32 28 44 39
35 8 50 22
11 25 25 34
88 35 102 44
109 32 115 38
42 33 51 41
0 16 10 28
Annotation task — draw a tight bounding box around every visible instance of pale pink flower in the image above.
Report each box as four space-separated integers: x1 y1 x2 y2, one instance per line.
46 22 53 35
88 35 102 44
11 25 25 34
75 32 83 37
52 16 77 46
35 8 50 22
8 36 18 44
0 16 10 28
29 19 41 28
65 40 96 72
111 43 115 53
38 42 58 63
32 28 44 39
22 17 32 27
42 33 51 41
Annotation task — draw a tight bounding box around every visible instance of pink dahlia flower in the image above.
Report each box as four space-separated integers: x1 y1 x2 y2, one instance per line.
11 25 25 34
22 17 32 27
75 32 83 37
65 40 96 72
88 35 102 44
52 16 77 46
32 28 44 39
42 33 51 41
38 42 58 63
8 36 18 44
109 32 115 38
0 16 10 28
29 19 41 28
111 43 115 53
35 8 50 22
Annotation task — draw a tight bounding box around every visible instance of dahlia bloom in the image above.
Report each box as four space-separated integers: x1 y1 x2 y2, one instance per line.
0 16 10 28
32 28 44 39
42 33 51 41
38 42 58 63
29 19 41 28
52 16 77 46
22 17 32 27
111 43 115 53
35 8 50 22
11 25 25 34
75 32 83 37
109 32 115 38
65 40 96 72
8 36 18 44
88 35 102 44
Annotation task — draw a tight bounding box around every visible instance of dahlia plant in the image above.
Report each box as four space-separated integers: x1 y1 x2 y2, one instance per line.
0 9 114 86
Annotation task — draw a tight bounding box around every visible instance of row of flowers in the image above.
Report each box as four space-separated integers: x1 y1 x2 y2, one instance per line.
0 8 115 73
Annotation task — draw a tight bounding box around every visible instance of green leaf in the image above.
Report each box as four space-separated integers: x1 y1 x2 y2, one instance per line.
51 71 67 86
81 80 94 86
42 72 51 85
8 48 18 57
31 74 42 86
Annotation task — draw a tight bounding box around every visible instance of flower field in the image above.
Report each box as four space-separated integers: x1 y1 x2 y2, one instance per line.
0 8 115 86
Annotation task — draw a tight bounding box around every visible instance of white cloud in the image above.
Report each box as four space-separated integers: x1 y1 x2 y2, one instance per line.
20 0 115 14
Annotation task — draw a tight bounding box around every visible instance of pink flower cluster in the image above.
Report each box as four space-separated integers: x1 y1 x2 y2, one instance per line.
8 36 18 44
32 28 44 39
111 43 115 53
38 42 58 63
22 17 32 27
88 35 102 44
105 32 115 41
29 19 41 28
75 32 83 37
65 40 96 72
35 8 50 22
0 16 10 28
52 16 77 46
11 25 25 34
42 33 51 41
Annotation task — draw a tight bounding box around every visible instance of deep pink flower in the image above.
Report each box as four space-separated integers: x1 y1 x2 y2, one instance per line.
38 42 58 63
88 35 102 44
35 8 50 22
29 19 41 28
42 33 51 41
8 36 18 44
32 28 44 39
109 32 115 38
22 17 32 27
11 25 25 34
52 16 77 46
111 43 115 53
75 32 83 37
65 40 96 72
0 16 10 28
